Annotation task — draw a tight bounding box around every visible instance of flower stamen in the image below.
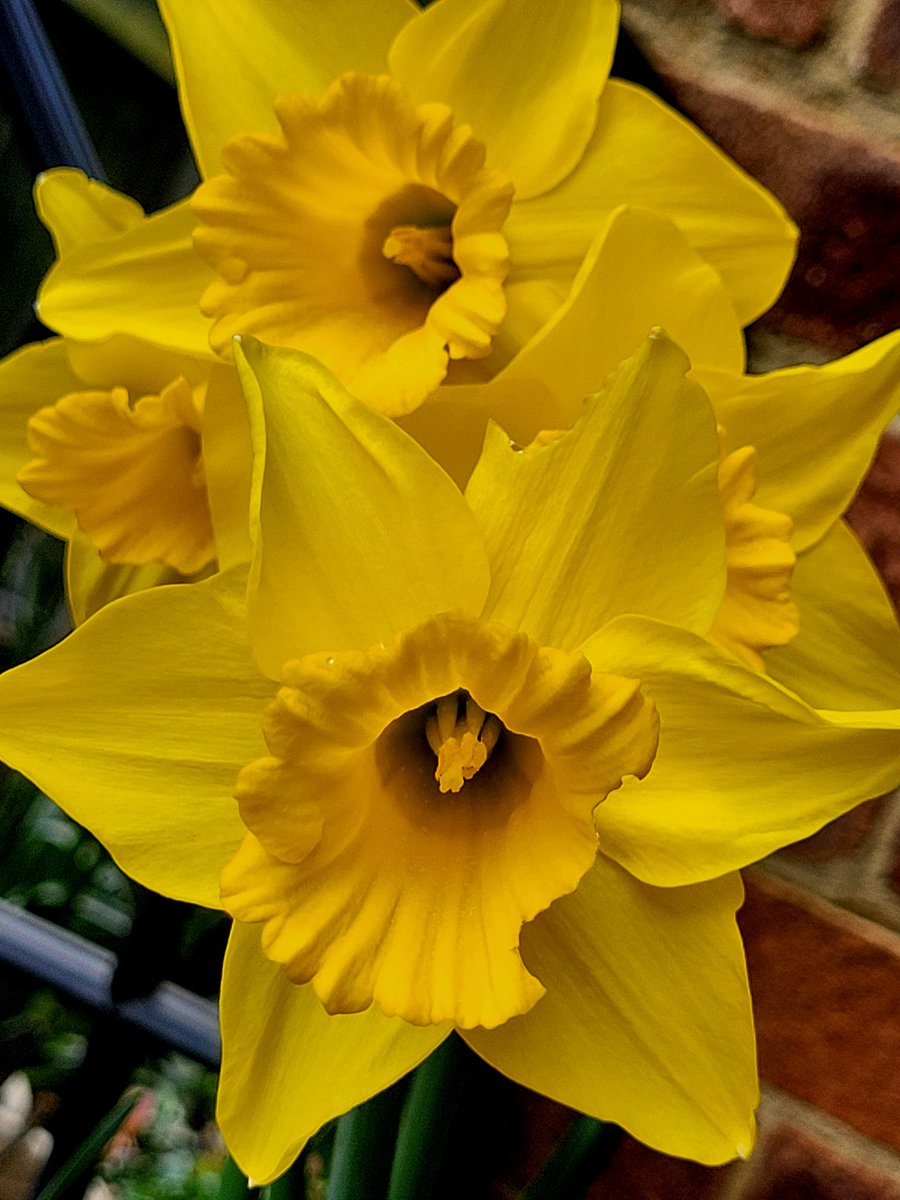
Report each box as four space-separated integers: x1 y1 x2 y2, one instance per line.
383 225 460 289
425 692 501 793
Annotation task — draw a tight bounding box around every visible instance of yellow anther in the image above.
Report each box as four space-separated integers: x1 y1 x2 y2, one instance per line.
425 694 501 794
382 224 460 289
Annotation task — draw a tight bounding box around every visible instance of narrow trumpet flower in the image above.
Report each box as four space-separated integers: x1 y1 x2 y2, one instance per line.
0 335 898 1184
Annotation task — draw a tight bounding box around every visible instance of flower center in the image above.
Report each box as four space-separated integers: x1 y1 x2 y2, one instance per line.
221 613 658 1029
425 691 501 793
382 223 460 289
17 377 215 575
192 72 514 417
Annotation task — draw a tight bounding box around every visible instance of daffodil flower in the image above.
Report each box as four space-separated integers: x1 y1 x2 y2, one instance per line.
0 334 898 1183
401 204 900 685
34 0 796 419
0 175 268 621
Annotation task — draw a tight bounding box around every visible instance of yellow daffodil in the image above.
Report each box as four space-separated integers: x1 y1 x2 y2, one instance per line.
0 176 261 621
33 0 796 418
0 334 898 1183
401 204 900 687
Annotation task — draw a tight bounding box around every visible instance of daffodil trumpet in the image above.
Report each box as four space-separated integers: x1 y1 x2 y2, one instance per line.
0 334 899 1183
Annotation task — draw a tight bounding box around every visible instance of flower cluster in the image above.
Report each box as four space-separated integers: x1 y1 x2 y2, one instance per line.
1 0 899 1186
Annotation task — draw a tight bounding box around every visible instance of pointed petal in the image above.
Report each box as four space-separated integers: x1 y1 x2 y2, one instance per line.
714 329 900 552
235 339 491 676
159 0 418 177
767 520 900 710
584 617 900 886
218 922 449 1184
37 198 214 357
0 570 269 907
466 858 756 1164
0 339 78 539
35 169 143 256
390 0 619 199
65 532 185 626
403 207 746 488
500 207 745 399
465 334 725 651
504 80 797 326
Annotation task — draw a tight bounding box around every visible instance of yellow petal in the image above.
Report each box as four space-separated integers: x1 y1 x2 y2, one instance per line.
35 169 143 256
159 0 417 177
502 206 745 395
401 207 746 486
713 328 900 552
466 859 756 1164
0 569 268 907
466 334 725 650
221 612 657 1029
218 922 448 1185
390 0 619 199
0 338 80 539
235 339 490 676
584 616 900 886
64 333 211 391
504 80 797 327
65 532 186 626
767 520 900 710
37 197 214 357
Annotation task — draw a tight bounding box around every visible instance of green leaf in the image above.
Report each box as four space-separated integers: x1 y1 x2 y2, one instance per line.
35 1089 141 1200
386 1035 473 1200
325 1079 408 1200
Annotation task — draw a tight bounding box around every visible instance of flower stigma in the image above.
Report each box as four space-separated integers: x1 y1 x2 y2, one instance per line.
221 613 659 1029
426 692 501 793
192 73 514 417
382 223 460 289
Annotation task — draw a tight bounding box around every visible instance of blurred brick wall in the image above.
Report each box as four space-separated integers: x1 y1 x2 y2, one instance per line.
496 4 900 1197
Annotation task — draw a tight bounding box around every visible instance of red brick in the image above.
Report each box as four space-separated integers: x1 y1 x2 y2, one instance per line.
847 432 900 610
778 796 886 863
743 1124 900 1199
861 0 900 91
739 873 900 1149
650 70 900 354
712 0 833 47
586 1135 730 1198
888 821 900 900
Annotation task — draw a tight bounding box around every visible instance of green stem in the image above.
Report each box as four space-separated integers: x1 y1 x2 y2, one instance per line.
216 1154 258 1200
263 1158 307 1200
521 1115 622 1200
325 1079 408 1200
386 1035 473 1200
